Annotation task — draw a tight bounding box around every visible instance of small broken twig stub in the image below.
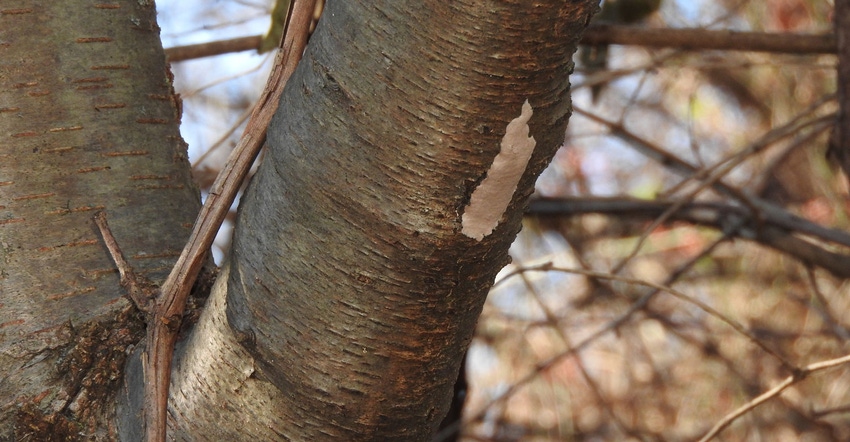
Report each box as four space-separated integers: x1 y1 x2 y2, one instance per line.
93 211 157 313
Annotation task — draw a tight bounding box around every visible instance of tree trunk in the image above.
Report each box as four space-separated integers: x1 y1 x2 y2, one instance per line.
2 0 595 440
0 1 199 439
157 1 590 440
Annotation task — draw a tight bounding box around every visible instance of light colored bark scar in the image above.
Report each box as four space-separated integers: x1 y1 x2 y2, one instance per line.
462 100 536 241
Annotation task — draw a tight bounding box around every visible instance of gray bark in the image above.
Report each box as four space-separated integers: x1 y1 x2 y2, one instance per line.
176 1 590 440
2 0 595 440
0 1 200 439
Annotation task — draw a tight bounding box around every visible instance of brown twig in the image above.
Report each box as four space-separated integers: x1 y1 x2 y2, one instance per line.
803 266 850 340
535 265 796 369
571 99 836 281
698 353 850 442
527 197 850 279
165 36 262 62
572 105 850 248
453 236 740 441
582 25 835 54
519 263 633 436
93 212 158 312
136 1 317 441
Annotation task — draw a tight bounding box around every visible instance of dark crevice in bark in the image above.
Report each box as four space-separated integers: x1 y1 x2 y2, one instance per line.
436 353 468 442
15 306 146 441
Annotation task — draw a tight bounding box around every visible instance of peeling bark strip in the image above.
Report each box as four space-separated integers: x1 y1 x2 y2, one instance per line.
462 100 536 241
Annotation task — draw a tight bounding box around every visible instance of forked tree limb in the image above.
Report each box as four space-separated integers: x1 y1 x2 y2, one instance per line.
134 1 316 440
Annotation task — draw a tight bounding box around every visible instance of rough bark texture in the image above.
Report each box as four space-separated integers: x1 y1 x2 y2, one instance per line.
0 1 199 439
128 263 292 440
216 1 593 440
2 0 594 439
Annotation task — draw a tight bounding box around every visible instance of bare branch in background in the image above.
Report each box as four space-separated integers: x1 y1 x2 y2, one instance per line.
164 26 838 63
528 197 850 279
582 25 835 54
831 0 850 178
698 353 850 442
166 36 262 62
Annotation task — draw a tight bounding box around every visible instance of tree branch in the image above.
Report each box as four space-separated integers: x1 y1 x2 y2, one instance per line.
572 106 850 245
698 353 850 441
528 197 850 280
166 36 262 62
830 0 850 178
142 1 316 441
164 26 837 63
93 211 157 312
581 25 835 54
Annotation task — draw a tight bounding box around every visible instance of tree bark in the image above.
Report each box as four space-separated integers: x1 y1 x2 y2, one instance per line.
3 0 595 440
0 1 199 439
168 1 591 440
